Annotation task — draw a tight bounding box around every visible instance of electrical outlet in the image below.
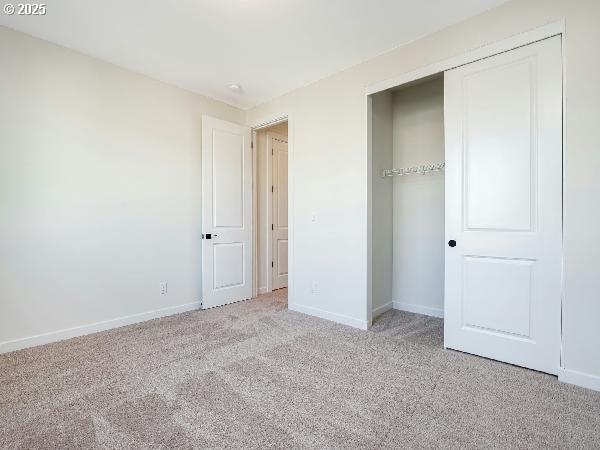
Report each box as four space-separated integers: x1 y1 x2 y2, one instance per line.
311 281 319 294
159 282 168 295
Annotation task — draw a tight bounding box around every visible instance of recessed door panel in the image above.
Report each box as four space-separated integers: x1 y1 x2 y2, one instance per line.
276 150 288 228
213 243 245 289
213 130 244 228
445 36 562 375
277 239 288 276
464 59 535 232
462 256 533 338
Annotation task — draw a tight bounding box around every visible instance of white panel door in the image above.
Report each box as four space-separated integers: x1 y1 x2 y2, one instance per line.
444 36 562 375
202 116 252 309
271 134 288 290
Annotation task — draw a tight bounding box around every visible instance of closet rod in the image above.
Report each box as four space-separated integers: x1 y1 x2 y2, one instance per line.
381 162 445 178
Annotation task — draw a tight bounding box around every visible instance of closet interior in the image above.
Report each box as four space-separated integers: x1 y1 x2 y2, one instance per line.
371 74 445 320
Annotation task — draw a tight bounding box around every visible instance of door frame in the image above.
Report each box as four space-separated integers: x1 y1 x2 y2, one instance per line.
250 113 293 302
365 19 566 359
266 131 289 293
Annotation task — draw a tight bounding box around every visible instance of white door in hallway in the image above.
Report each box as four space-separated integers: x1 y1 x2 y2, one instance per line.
444 36 562 375
201 116 253 309
271 134 288 290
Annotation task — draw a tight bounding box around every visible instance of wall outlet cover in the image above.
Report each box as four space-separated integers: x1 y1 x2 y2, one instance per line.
311 282 319 294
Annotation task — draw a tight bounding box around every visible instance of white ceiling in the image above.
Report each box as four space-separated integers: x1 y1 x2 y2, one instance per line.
1 0 508 109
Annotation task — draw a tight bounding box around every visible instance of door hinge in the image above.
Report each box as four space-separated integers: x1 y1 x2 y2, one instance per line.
272 148 274 155
271 224 274 230
271 185 274 193
271 261 274 268
251 141 254 149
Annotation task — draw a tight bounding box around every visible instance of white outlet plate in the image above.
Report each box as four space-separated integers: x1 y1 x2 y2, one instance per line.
159 282 168 295
311 282 319 294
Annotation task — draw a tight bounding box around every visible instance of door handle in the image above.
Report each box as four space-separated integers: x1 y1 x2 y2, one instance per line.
448 239 457 247
202 233 218 239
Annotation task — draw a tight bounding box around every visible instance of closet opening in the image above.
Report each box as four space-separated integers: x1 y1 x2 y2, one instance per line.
367 34 563 376
370 73 445 324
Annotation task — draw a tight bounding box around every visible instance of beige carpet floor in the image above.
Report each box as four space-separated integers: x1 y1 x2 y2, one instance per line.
1 289 599 449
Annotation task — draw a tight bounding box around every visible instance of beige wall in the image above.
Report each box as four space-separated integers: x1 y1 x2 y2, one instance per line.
0 26 244 349
247 0 600 387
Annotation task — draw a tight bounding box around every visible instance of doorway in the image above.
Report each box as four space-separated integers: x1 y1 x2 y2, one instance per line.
200 114 291 309
253 120 289 296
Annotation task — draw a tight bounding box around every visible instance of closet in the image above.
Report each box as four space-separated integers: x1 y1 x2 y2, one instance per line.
371 74 445 320
369 35 563 375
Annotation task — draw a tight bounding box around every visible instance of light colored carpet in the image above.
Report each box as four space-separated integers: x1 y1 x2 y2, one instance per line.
1 288 599 449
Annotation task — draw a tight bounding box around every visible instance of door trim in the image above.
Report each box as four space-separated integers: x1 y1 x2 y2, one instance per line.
365 20 566 372
365 20 564 96
250 113 294 304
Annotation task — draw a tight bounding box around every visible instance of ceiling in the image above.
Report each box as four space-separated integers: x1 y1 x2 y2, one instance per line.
0 0 509 109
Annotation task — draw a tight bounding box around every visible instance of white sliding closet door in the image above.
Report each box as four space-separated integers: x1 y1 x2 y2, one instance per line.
201 116 253 309
444 36 562 375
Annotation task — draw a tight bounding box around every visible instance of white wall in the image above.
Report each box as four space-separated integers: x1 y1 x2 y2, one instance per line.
0 26 244 351
391 78 445 317
370 92 393 315
246 0 600 389
256 122 288 294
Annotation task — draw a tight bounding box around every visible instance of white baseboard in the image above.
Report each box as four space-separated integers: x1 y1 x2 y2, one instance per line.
372 301 393 318
288 302 369 330
558 367 600 392
258 286 269 295
392 301 444 318
0 300 202 354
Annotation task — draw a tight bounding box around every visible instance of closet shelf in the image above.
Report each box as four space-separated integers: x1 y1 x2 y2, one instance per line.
381 162 445 178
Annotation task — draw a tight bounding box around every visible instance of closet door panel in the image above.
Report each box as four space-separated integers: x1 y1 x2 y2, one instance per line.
463 57 535 232
444 36 562 375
